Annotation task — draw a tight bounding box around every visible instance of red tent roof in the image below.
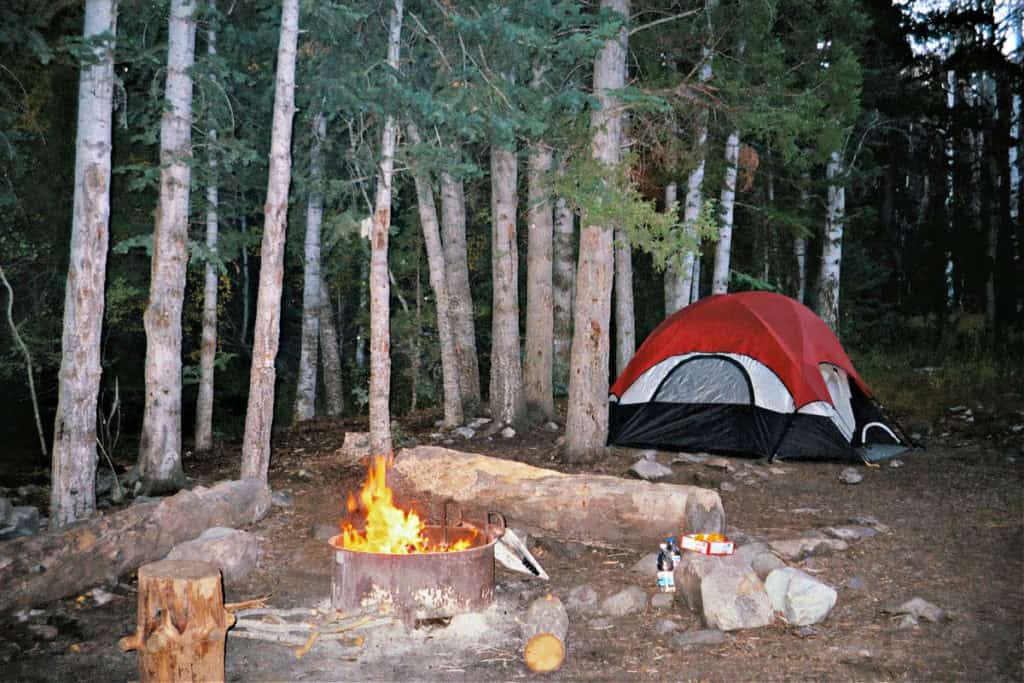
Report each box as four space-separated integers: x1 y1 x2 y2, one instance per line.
610 291 871 407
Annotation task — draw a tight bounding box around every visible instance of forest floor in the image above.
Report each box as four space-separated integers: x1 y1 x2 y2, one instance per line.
1 399 1022 681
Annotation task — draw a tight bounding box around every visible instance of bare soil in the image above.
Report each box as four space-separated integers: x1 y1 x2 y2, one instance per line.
1 411 1021 682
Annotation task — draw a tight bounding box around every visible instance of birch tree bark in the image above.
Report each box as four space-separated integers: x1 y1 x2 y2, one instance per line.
138 0 196 494
194 17 218 452
50 0 117 526
662 181 679 311
367 0 403 456
690 247 702 303
440 169 481 409
293 112 326 423
240 0 299 481
552 158 575 394
489 146 525 427
794 237 807 303
565 0 628 462
524 140 555 420
407 122 462 428
677 111 708 310
712 130 740 295
817 150 845 331
318 273 344 417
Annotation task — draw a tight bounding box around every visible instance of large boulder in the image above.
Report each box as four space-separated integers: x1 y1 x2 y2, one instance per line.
166 527 260 584
733 542 786 580
675 553 774 631
764 567 837 626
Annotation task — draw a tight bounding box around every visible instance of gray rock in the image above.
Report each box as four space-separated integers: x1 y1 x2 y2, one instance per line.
601 586 649 616
166 527 260 584
845 576 867 592
898 614 919 629
791 507 820 515
823 525 878 541
467 417 492 429
764 567 837 626
839 467 864 484
500 426 516 439
544 421 560 432
271 490 294 507
654 618 681 635
768 535 848 561
629 459 673 481
671 629 726 649
89 587 115 606
672 452 709 465
700 560 774 631
888 458 904 469
650 592 675 609
0 506 39 540
733 543 786 580
132 495 161 506
849 514 891 534
566 584 600 614
719 482 737 492
28 624 58 641
338 431 371 461
704 456 735 472
452 426 476 440
883 597 945 623
631 552 660 578
311 523 338 541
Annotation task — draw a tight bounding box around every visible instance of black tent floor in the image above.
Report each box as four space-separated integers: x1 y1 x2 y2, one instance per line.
858 443 912 463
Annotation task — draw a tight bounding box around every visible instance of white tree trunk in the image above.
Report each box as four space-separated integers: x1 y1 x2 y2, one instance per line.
662 182 679 311
677 120 708 310
690 246 702 302
240 0 299 481
489 146 525 427
524 141 555 419
293 112 326 423
712 130 740 295
552 159 575 394
817 150 845 331
565 0 628 461
318 274 344 417
614 226 635 376
50 0 117 527
195 18 218 452
407 122 462 428
440 169 481 409
368 0 403 456
794 237 807 303
138 0 196 494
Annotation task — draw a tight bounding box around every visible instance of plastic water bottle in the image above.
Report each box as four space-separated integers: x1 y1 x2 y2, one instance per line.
666 536 682 568
656 544 676 593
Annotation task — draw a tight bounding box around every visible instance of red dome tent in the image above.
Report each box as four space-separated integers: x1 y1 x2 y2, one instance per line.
608 292 905 461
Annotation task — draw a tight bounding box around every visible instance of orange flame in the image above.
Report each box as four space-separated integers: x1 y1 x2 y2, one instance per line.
341 455 472 554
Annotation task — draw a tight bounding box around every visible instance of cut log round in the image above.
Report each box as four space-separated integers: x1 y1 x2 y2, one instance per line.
521 594 569 673
0 479 272 613
119 560 235 683
390 446 725 549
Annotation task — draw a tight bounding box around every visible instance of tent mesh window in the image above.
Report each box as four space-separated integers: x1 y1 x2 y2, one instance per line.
653 356 753 405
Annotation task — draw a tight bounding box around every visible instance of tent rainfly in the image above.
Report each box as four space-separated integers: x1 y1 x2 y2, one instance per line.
608 291 907 462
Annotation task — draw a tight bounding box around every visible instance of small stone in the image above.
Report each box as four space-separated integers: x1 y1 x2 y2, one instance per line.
671 629 726 649
672 452 709 465
295 469 313 480
544 422 560 432
796 626 818 638
719 482 737 493
132 495 160 506
500 426 516 439
849 515 891 534
704 456 735 472
845 576 867 591
28 624 58 641
883 597 945 623
467 417 492 429
791 507 820 515
839 468 864 484
452 426 475 439
271 490 294 507
823 526 878 541
765 567 838 626
769 467 788 475
0 506 40 540
601 586 649 616
15 608 44 622
888 458 904 469
311 523 338 541
650 592 675 609
898 614 919 629
768 535 848 561
654 618 681 635
89 587 115 606
566 585 600 614
166 527 260 584
588 618 614 630
629 459 672 481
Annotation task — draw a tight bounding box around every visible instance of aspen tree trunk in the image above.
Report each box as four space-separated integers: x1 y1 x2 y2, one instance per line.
794 238 807 303
50 0 118 527
293 112 326 423
525 140 555 420
407 122 462 427
565 0 628 462
440 169 481 409
138 0 196 494
240 0 299 481
490 146 525 427
662 182 679 311
678 120 707 310
318 273 344 417
410 253 421 412
552 159 575 395
240 214 250 344
194 18 218 452
614 226 635 376
367 0 403 456
712 130 740 295
817 151 845 331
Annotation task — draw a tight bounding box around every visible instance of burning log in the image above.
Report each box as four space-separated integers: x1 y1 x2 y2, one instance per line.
0 479 272 613
390 447 725 549
521 594 569 673
119 560 235 683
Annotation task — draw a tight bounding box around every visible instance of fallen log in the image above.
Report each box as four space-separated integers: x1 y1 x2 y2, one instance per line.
0 479 272 613
389 447 724 550
521 594 569 673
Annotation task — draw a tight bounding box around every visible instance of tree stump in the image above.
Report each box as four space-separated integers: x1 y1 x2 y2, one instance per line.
119 560 235 682
521 594 569 673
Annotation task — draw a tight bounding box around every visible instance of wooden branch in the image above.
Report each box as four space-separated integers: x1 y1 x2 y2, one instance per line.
629 9 700 36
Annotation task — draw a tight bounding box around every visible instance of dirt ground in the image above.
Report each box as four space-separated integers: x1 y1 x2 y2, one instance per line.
1 410 1022 682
